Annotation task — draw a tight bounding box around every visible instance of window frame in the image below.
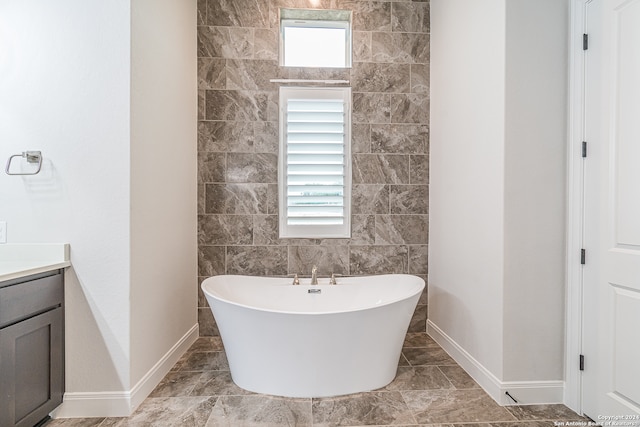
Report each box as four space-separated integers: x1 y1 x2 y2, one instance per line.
278 86 352 239
280 18 352 68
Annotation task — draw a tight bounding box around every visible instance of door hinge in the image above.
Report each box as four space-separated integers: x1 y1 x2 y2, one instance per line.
583 33 589 50
581 249 586 264
580 354 585 371
582 141 587 158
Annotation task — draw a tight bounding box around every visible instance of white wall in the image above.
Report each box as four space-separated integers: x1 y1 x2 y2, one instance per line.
503 0 568 382
429 0 507 380
0 0 198 417
429 0 568 403
0 0 132 393
130 0 198 390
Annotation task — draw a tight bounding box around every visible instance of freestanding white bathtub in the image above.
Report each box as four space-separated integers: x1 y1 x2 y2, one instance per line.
201 274 425 398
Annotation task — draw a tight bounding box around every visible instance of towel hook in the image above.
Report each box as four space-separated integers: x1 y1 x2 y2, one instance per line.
5 151 43 175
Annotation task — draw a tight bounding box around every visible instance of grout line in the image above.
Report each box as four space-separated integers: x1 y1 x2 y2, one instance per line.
435 365 457 390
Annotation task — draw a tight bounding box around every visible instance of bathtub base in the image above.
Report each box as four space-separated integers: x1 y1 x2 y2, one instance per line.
210 290 418 398
201 275 425 398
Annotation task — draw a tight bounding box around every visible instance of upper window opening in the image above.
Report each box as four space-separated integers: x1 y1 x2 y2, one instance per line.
280 9 352 68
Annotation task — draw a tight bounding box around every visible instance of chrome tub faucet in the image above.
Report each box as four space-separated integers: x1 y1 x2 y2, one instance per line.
311 265 318 285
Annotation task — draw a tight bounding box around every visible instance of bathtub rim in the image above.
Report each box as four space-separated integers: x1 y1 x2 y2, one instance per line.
201 273 425 316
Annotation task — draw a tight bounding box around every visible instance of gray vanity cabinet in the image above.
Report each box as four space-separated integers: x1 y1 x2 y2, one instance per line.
0 270 64 427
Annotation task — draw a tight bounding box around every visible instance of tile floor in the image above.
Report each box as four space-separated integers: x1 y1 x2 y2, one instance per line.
47 333 583 427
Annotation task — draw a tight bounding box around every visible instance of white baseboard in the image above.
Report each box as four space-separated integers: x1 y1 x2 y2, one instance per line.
128 323 200 411
52 323 199 418
427 320 564 406
499 380 565 405
50 391 134 418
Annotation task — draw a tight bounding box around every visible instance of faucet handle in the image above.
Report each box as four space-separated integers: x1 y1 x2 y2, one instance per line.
329 273 338 285
289 273 300 285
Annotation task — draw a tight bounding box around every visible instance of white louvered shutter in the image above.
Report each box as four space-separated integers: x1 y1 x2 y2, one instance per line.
279 87 351 238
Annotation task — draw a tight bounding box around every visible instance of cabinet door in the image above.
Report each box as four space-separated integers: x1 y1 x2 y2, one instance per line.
0 307 64 427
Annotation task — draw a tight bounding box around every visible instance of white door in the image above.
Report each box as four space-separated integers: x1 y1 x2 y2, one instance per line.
582 0 640 421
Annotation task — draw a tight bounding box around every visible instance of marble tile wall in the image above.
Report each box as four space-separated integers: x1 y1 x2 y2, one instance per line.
197 0 430 335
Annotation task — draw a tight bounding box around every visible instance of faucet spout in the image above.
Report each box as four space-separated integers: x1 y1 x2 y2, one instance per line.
311 265 318 285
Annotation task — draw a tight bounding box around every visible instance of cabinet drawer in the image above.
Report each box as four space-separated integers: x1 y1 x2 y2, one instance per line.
0 273 63 328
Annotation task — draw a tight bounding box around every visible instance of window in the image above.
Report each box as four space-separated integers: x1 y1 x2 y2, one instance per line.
279 87 352 238
280 9 352 68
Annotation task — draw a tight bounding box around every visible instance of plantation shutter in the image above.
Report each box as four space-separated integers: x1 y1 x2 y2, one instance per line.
279 87 351 238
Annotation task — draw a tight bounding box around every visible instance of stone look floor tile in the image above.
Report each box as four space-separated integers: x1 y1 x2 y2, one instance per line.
173 351 229 371
46 419 106 427
399 353 411 367
98 417 127 427
150 371 204 397
437 365 480 389
385 366 454 391
403 347 456 366
96 419 128 427
403 332 440 348
396 425 455 427
206 395 312 426
188 337 224 353
171 351 192 371
506 404 585 421
48 333 583 427
451 422 559 427
402 389 518 424
190 371 253 396
312 391 417 426
109 397 217 426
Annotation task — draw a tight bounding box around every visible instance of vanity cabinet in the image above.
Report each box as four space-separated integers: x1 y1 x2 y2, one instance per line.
0 270 64 427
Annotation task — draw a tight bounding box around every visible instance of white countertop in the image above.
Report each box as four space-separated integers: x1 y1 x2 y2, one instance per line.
0 244 71 282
